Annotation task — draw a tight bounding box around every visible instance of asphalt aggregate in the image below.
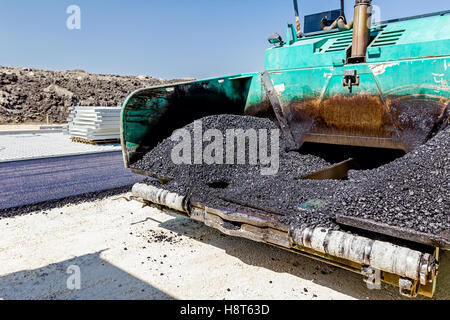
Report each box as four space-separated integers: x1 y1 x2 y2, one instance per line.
131 115 449 242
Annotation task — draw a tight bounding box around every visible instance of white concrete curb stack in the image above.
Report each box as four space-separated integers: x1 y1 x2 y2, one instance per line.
63 106 76 135
67 106 121 141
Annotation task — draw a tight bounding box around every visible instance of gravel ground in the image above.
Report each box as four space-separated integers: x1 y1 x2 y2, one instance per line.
0 66 184 124
1 193 448 300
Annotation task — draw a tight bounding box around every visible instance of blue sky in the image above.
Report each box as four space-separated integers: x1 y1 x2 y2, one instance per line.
0 0 448 79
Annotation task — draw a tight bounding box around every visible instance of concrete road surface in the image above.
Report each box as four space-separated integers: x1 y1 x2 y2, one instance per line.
0 132 121 162
0 151 143 210
0 195 448 300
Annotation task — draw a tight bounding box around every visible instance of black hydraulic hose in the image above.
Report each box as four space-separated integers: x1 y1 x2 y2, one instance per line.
293 0 301 37
293 0 299 17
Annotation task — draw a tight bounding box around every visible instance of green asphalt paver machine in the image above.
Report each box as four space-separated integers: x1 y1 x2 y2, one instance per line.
120 1 450 297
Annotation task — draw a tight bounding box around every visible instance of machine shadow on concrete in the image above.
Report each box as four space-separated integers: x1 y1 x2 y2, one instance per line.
0 251 173 300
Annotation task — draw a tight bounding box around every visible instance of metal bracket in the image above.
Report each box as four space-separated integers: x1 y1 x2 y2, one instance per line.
362 265 381 290
419 253 439 285
399 277 419 298
343 69 360 92
261 71 299 150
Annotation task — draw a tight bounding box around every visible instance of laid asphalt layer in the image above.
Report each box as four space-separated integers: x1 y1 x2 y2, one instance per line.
0 151 143 212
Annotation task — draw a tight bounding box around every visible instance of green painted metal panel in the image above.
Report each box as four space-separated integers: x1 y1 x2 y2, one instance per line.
121 74 256 166
121 10 450 165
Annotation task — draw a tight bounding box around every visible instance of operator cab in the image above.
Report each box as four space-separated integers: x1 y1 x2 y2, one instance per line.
304 9 344 34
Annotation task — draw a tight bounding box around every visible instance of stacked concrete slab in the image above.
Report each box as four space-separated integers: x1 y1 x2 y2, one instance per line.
67 106 121 141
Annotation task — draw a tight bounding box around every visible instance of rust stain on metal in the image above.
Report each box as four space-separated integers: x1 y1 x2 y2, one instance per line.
244 101 276 120
247 92 448 151
128 88 170 105
284 94 397 143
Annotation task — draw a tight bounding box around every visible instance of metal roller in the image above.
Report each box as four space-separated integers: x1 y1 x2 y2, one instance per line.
290 227 438 285
132 183 188 213
132 183 438 287
132 183 440 296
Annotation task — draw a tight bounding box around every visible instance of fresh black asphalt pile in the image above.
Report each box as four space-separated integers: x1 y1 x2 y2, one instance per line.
328 126 450 236
132 114 449 242
132 115 338 229
132 114 332 193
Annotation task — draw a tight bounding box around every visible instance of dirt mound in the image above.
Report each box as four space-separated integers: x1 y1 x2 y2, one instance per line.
0 66 181 124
